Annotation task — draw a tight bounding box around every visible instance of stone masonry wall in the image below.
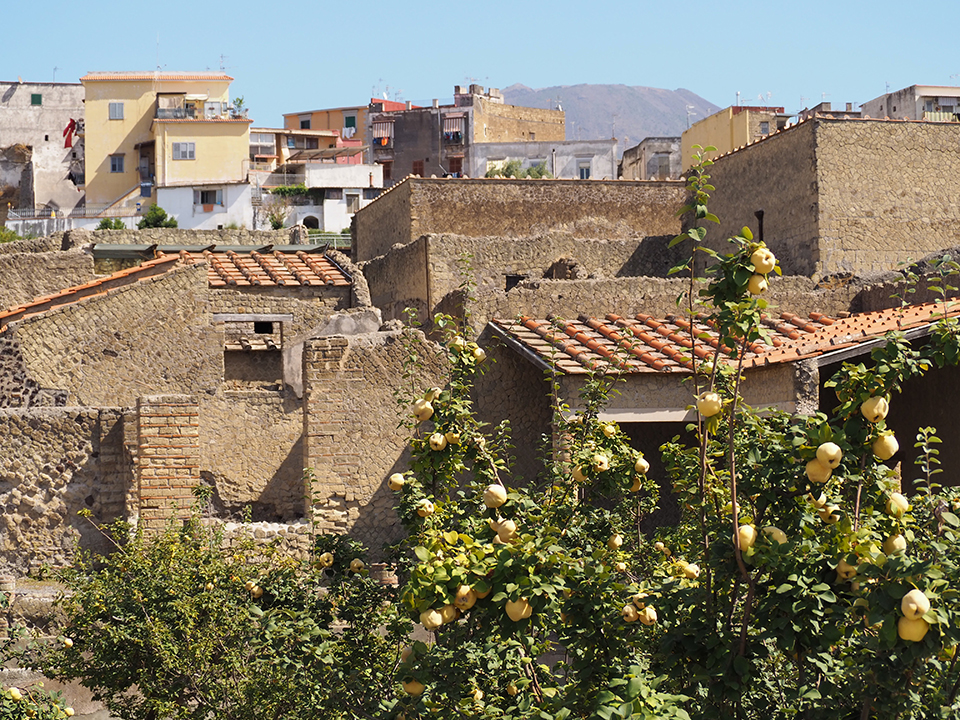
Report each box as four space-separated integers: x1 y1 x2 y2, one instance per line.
695 119 821 277
0 407 129 574
815 119 960 274
136 395 200 532
209 286 352 337
13 263 222 407
475 97 565 143
200 391 305 521
353 181 414 261
362 235 430 324
0 249 95 312
89 227 296 246
303 331 448 554
354 178 685 262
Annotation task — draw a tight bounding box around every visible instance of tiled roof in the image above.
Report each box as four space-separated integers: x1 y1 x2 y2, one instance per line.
490 302 959 375
168 249 350 287
0 250 351 332
0 255 180 332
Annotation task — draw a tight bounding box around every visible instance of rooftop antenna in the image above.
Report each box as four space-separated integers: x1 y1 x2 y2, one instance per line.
52 66 58 82
885 81 890 93
736 90 741 106
686 104 697 128
800 95 809 109
219 54 228 72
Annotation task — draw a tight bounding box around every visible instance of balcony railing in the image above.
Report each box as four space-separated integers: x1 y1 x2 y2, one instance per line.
7 205 143 219
922 110 959 122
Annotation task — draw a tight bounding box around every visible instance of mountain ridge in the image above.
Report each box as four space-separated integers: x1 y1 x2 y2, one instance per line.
500 83 720 151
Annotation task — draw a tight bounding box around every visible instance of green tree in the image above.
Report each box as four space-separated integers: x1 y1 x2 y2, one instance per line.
95 217 125 230
137 204 178 229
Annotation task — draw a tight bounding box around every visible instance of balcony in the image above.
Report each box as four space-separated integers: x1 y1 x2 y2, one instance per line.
922 110 959 122
157 107 198 120
443 131 463 144
372 136 393 150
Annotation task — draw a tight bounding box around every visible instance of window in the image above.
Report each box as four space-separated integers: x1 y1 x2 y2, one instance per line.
30 94 41 106
299 115 311 129
193 188 223 206
759 121 770 134
577 160 591 180
381 161 392 181
173 142 195 160
346 193 360 214
110 155 124 173
325 189 343 200
344 115 356 128
412 160 425 177
448 157 463 176
306 137 319 150
109 102 124 120
364 188 380 200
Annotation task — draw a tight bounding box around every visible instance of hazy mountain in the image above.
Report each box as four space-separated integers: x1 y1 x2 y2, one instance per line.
501 83 720 152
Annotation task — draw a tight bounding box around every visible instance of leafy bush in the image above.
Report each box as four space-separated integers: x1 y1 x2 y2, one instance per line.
95 218 125 230
136 204 177 229
44 498 407 720
0 228 22 244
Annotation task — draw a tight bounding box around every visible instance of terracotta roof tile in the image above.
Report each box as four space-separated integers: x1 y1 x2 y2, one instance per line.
491 302 960 375
0 249 351 332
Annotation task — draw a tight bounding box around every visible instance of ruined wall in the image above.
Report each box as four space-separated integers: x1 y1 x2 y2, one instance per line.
201 391 305 521
89 227 297 246
0 249 95 312
210 286 352 337
696 119 821 276
816 120 960 274
354 178 685 262
362 235 430 323
12 264 221 407
0 407 129 574
303 332 449 554
353 181 413 261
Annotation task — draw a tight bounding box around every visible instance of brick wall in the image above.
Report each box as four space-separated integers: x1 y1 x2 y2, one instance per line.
136 395 200 532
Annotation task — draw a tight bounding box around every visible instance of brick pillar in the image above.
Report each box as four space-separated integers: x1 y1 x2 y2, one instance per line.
136 395 200 532
303 337 363 533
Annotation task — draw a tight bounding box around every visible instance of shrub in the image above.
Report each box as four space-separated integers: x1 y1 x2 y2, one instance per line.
95 218 125 230
136 204 177 229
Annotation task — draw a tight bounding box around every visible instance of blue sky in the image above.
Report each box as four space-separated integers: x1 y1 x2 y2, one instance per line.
4 0 959 127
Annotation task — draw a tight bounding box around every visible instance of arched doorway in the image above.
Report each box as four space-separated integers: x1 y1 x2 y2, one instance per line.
302 215 320 229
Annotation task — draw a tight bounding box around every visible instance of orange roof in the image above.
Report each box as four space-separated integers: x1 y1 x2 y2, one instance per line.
0 251 350 332
169 249 351 288
81 72 233 82
490 302 959 375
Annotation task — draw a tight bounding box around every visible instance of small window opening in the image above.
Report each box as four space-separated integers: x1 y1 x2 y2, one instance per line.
254 321 274 334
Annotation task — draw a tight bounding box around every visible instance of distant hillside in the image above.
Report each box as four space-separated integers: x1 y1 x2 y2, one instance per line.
501 83 720 153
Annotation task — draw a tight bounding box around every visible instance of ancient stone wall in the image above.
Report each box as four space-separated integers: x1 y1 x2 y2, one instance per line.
0 249 95 312
695 119 821 277
89 227 295 246
361 235 430 324
474 96 565 143
12 264 222 407
815 120 960 274
303 331 449 554
354 178 685 262
209 286 351 337
200 391 305 521
0 407 129 574
353 181 413 261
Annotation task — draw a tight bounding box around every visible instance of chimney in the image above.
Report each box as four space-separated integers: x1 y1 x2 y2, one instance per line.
405 101 412 110
846 102 853 111
433 99 439 108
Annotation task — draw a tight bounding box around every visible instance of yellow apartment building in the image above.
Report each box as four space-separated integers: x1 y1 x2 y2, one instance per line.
680 105 790 170
81 72 253 228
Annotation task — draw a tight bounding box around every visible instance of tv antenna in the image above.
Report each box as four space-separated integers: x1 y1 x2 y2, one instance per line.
52 66 58 82
219 54 229 72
